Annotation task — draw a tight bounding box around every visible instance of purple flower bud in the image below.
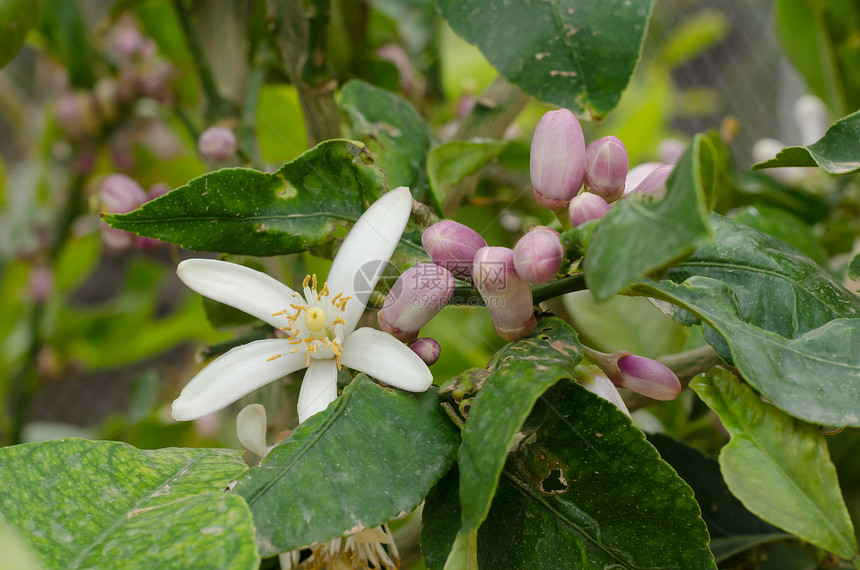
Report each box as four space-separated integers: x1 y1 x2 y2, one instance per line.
410 338 441 366
512 227 563 284
198 126 237 162
147 183 171 200
585 136 628 202
623 162 662 196
615 355 681 401
530 109 586 210
577 368 632 418
100 174 148 214
626 165 673 199
658 139 686 165
472 246 536 341
55 92 100 140
422 220 488 281
378 264 455 342
568 192 610 227
28 266 54 303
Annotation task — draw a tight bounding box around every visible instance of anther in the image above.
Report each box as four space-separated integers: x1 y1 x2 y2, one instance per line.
272 309 287 316
267 354 283 361
331 316 346 326
302 275 311 288
312 274 317 291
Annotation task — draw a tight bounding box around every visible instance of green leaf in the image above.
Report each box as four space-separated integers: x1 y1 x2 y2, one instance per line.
427 139 508 214
107 140 423 257
647 434 782 540
729 205 827 265
666 214 860 340
708 534 797 564
850 253 860 281
341 79 434 206
635 276 860 427
457 317 583 534
487 383 713 568
0 0 41 69
437 0 653 120
691 368 857 559
37 0 96 88
233 376 459 557
752 109 860 174
0 439 258 569
584 134 713 301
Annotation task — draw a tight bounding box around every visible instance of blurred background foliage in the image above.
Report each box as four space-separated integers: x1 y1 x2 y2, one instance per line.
1 1 859 565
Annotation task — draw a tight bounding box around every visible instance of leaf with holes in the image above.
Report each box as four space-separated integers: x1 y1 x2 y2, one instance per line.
457 317 583 534
437 0 653 119
233 376 459 557
423 384 715 569
692 368 857 559
106 139 424 258
0 439 257 569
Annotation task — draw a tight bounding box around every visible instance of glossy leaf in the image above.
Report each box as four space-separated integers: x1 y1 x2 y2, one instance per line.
37 0 96 88
341 79 434 207
584 135 713 301
457 317 583 534
0 439 258 569
691 368 857 559
106 140 424 257
437 0 653 120
488 383 713 568
427 139 508 214
0 0 41 69
752 109 860 174
666 214 860 339
233 376 459 557
729 205 827 265
636 277 860 427
850 253 860 281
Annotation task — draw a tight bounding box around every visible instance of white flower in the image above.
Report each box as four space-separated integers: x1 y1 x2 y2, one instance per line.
171 187 433 423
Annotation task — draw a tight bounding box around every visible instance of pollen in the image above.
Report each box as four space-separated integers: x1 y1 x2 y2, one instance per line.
267 353 282 361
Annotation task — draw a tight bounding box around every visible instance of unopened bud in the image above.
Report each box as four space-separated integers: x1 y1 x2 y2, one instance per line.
378 264 455 342
568 192 609 227
55 92 100 140
530 109 586 210
585 136 628 202
198 126 237 162
512 227 563 284
236 404 269 458
472 246 536 341
615 355 681 401
410 338 441 366
623 162 662 196
28 265 54 303
658 139 686 165
422 220 487 280
794 95 830 146
626 165 673 199
100 174 147 214
147 183 171 200
576 367 632 418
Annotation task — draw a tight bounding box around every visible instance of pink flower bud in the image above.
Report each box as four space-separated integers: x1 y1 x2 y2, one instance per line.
658 138 686 165
577 368 632 418
585 136 628 202
623 162 662 196
512 227 563 284
626 165 673 199
422 220 488 281
198 126 237 162
378 264 455 342
568 192 609 227
615 355 681 401
55 92 100 140
472 247 536 341
530 109 586 210
147 183 171 200
28 266 54 303
410 338 441 366
100 174 147 214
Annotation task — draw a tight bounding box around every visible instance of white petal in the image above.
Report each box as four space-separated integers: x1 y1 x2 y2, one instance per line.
326 187 412 335
236 404 269 458
297 359 339 423
341 327 432 392
177 259 300 329
172 339 306 421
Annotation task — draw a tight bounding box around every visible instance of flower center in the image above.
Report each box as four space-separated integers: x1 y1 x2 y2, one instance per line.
270 274 351 369
305 306 326 333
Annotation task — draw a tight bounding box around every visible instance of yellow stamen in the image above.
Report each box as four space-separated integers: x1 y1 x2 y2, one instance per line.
272 309 287 316
290 347 298 354
288 330 300 341
302 275 311 288
312 274 317 291
331 316 346 326
332 292 342 305
290 303 308 311
267 353 282 361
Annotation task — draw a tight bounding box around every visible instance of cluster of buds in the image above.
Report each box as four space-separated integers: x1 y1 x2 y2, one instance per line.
529 108 675 227
421 220 567 343
97 174 168 251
